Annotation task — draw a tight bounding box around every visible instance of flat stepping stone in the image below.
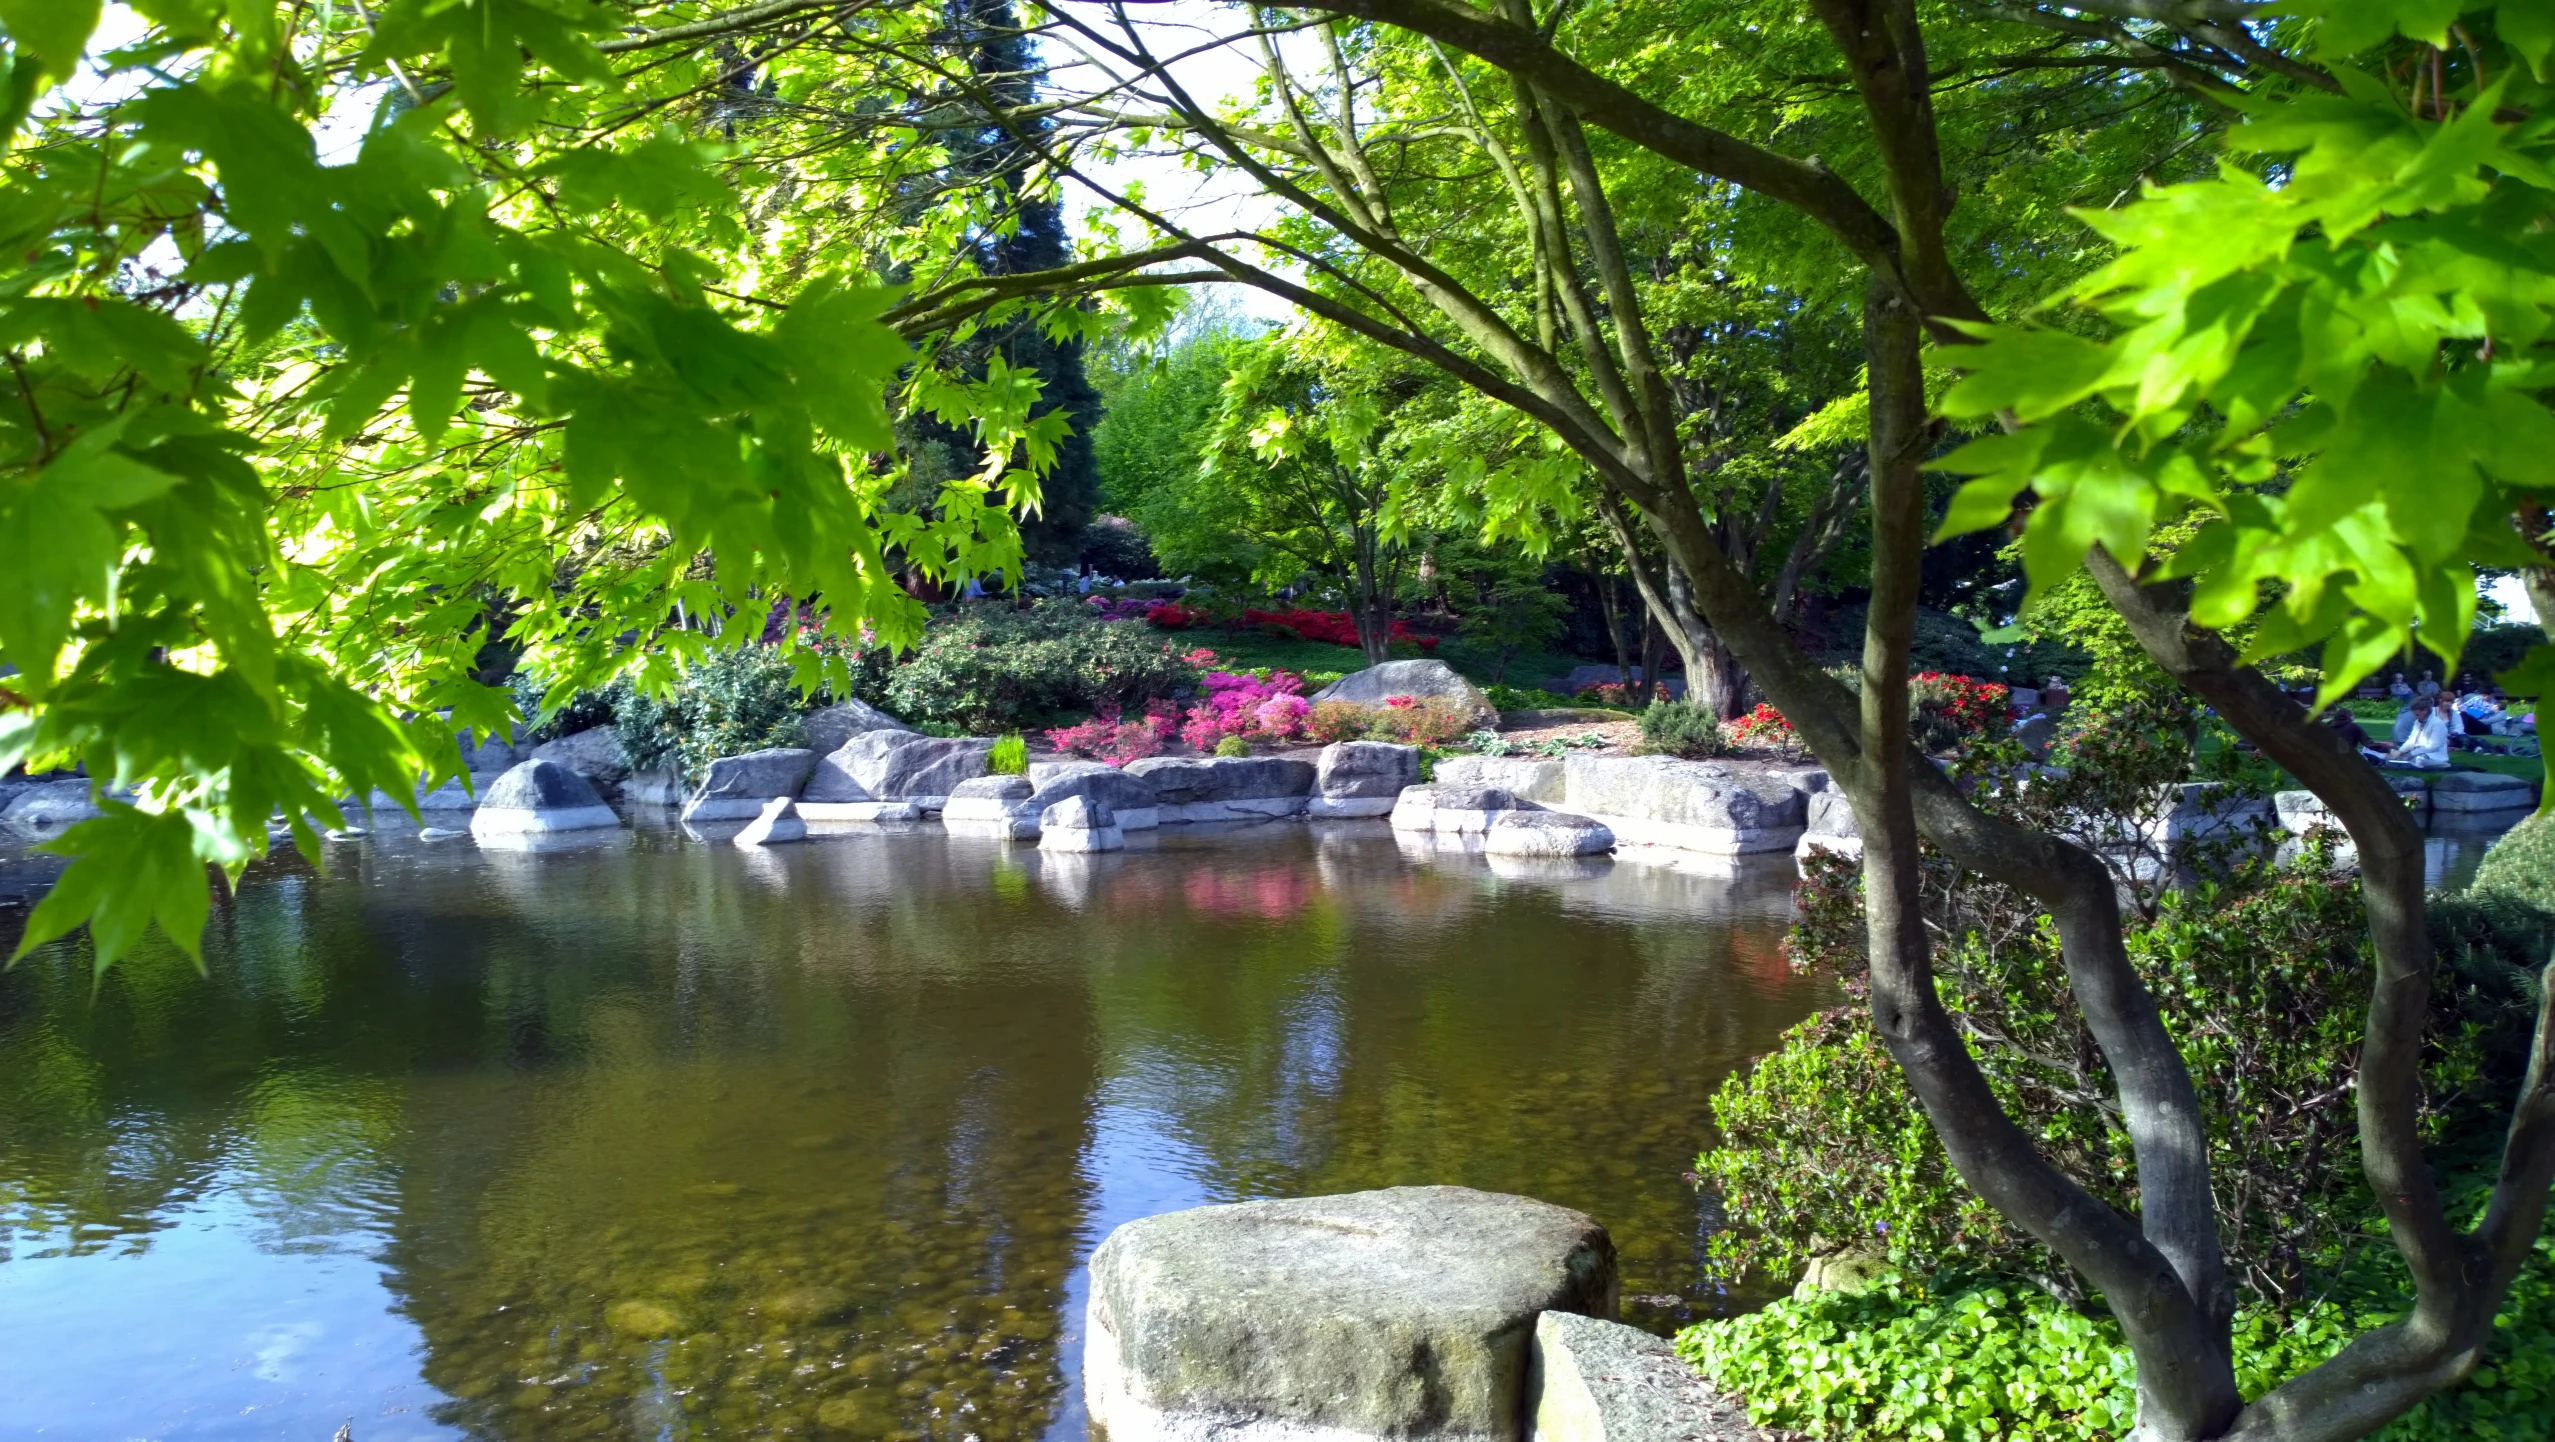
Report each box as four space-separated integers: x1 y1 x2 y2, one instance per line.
1086 1185 1615 1442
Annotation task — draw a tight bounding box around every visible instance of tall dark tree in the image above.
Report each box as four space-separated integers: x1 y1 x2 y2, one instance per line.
940 0 1103 566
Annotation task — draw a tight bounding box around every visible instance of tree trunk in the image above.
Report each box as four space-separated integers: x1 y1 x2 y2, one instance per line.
1656 561 1747 717
1348 523 1393 667
1592 563 1636 686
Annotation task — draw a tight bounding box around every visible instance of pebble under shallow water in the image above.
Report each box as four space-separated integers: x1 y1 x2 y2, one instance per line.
0 821 1825 1440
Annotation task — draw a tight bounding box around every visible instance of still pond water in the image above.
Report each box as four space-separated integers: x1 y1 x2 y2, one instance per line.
0 821 1826 1441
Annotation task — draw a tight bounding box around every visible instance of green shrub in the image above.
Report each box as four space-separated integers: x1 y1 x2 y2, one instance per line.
503 669 621 743
879 601 1199 733
1214 734 1251 758
1484 683 1576 711
987 733 1028 775
2471 812 2555 913
613 646 811 783
1706 853 2524 1309
1679 1231 2555 1442
1636 700 1729 759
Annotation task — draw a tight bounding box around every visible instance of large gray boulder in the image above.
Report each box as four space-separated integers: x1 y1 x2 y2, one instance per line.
816 731 994 807
1433 755 1568 805
470 759 621 837
456 729 522 773
1484 810 1614 858
942 774 1039 838
1 779 100 840
2428 770 2538 813
1526 1311 1758 1442
1795 788 1861 864
1028 767 1161 831
803 699 915 756
731 796 807 846
531 726 631 787
1125 755 1317 822
2275 773 2430 833
682 747 819 822
1086 1186 1616 1442
366 771 508 814
1561 756 1806 856
1311 660 1499 731
1029 758 1115 791
1039 794 1124 852
1311 741 1421 817
1393 784 1532 836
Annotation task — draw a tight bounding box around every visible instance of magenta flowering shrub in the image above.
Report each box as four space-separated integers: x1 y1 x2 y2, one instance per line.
1045 704 1175 764
1179 669 1310 750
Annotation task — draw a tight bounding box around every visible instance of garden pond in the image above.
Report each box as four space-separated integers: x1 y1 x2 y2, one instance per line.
0 820 1827 1441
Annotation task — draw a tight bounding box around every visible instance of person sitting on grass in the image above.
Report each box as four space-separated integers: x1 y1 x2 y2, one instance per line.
2371 695 2451 769
2462 690 2514 735
2322 707 2374 752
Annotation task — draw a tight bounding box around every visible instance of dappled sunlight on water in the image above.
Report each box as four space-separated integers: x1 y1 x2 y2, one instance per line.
0 822 1822 1440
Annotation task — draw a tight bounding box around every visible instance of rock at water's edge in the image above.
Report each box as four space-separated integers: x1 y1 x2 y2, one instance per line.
732 796 807 846
803 699 916 756
683 747 820 821
1317 741 1422 800
1086 1185 1616 1442
1527 1310 1760 1442
469 759 621 836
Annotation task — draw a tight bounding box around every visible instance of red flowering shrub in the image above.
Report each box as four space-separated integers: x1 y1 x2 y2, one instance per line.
1911 672 2010 733
1145 603 1201 629
1729 703 1797 750
1240 609 1437 652
1044 705 1175 764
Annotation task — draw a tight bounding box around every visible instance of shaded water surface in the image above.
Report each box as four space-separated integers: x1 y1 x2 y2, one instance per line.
0 822 1823 1441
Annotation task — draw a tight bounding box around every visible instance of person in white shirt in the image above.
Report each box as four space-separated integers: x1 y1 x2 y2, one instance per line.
2382 696 2452 768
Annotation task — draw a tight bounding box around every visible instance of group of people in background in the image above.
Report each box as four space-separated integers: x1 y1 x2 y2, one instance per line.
2314 669 2533 770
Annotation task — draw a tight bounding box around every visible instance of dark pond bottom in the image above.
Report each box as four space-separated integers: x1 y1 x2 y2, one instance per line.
0 821 1825 1440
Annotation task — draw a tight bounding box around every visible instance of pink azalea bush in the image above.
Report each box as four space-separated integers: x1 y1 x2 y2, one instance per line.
1045 704 1176 764
1181 669 1310 750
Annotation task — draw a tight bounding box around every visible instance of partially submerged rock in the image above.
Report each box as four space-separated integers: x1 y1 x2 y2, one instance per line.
1484 810 1614 857
1029 766 1162 830
1311 659 1499 731
1038 794 1123 852
469 759 621 837
1 779 101 839
1085 1185 1617 1442
942 774 1039 839
1794 788 1861 863
1562 757 1805 857
820 731 994 807
1310 741 1421 818
1125 755 1316 822
531 726 631 788
1393 784 1531 836
731 796 807 846
682 747 820 821
1433 755 1568 805
2428 770 2538 813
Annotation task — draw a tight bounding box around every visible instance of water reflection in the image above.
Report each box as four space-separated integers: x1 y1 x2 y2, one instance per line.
0 825 1823 1440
